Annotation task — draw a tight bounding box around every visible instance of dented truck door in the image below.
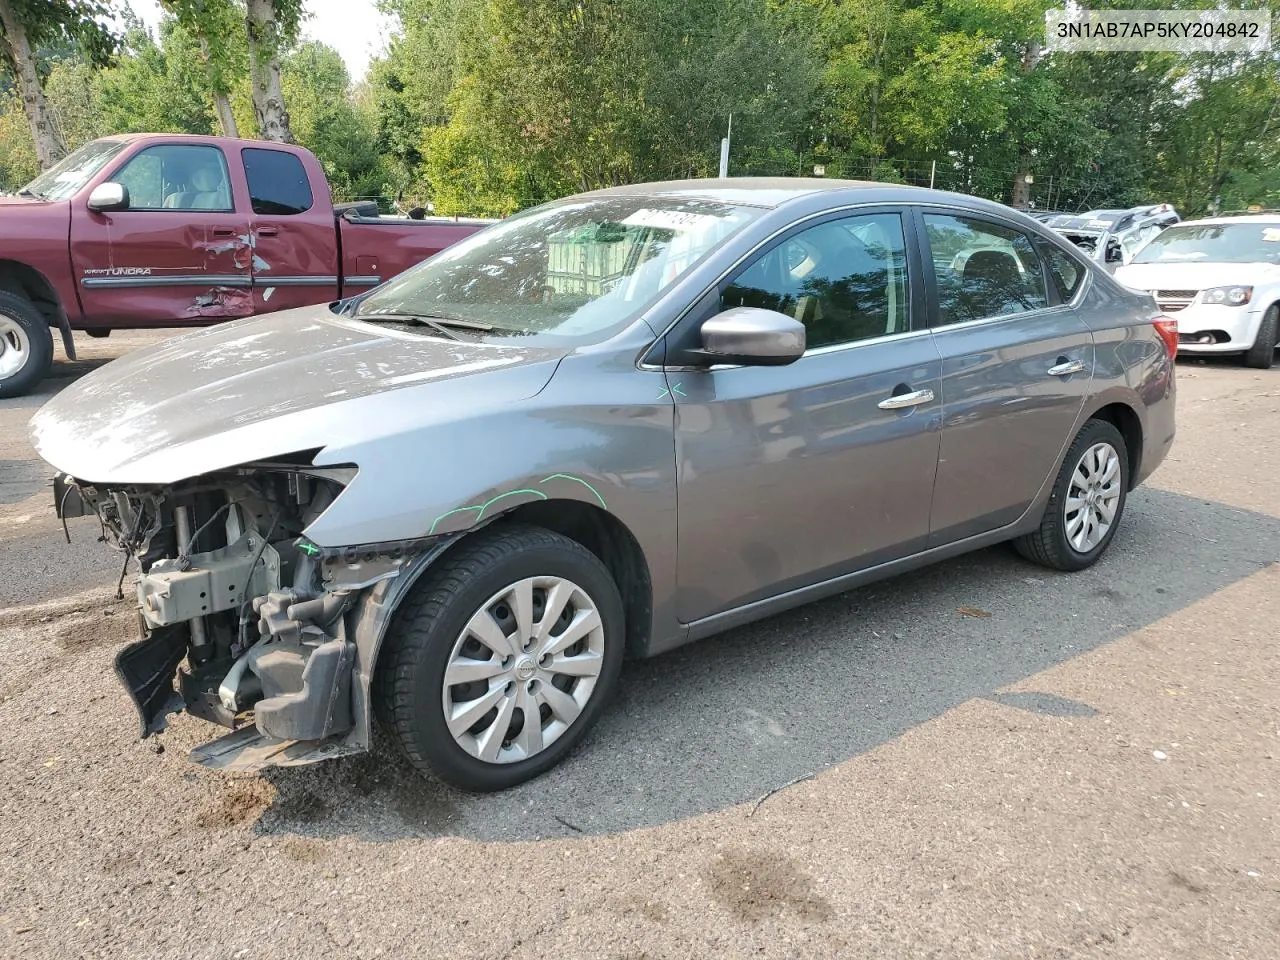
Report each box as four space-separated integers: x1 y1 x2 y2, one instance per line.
239 145 340 313
69 141 255 325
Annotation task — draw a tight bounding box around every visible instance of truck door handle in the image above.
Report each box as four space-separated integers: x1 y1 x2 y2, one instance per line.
878 387 935 410
1047 358 1086 377
256 227 279 238
211 227 237 237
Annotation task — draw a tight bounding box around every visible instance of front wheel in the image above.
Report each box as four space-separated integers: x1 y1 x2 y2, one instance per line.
1243 304 1278 370
1015 419 1130 572
0 290 54 399
377 524 624 791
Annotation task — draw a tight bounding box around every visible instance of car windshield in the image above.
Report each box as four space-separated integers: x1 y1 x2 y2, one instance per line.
351 196 764 345
1131 222 1280 264
21 139 129 201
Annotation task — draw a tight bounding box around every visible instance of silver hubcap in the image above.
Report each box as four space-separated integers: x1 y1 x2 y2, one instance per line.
442 575 605 764
1065 441 1121 553
0 314 31 380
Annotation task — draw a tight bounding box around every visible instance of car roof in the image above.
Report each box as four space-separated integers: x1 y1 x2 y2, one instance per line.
572 177 933 209
1180 214 1280 227
566 177 1048 229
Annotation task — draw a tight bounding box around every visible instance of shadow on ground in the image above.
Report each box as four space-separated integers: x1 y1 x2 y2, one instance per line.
252 485 1278 843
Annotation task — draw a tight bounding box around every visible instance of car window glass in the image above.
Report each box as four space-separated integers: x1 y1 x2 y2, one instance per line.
721 212 910 350
1045 247 1084 301
113 144 232 211
924 214 1048 324
243 148 313 215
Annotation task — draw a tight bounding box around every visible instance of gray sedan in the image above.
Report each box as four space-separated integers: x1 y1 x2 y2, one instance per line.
31 179 1177 791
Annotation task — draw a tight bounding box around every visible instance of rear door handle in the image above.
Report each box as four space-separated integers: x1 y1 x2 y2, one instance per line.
878 387 935 410
1047 358 1086 377
256 227 280 238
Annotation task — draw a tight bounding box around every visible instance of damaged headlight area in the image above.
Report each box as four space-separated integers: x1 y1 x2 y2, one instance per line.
55 455 408 769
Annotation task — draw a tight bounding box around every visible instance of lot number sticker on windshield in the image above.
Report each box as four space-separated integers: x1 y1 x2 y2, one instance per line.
1262 228 1280 242
622 209 719 231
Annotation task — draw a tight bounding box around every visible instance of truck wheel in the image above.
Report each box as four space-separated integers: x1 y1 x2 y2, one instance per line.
0 290 54 399
1243 305 1278 370
376 524 624 792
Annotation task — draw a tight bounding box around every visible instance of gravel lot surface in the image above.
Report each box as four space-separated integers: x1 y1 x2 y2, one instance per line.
1 336 1277 959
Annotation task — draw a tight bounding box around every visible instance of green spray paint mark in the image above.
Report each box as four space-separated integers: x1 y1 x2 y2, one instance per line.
540 473 607 508
296 539 322 556
428 474 607 535
658 382 686 400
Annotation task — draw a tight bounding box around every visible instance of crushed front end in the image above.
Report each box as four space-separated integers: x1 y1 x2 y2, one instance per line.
55 457 404 771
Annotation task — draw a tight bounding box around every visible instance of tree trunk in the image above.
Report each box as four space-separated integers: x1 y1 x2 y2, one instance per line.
212 91 239 139
245 0 293 142
199 35 239 138
0 0 66 169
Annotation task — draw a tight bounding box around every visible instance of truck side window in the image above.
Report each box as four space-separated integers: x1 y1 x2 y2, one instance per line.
243 148 313 215
113 144 233 211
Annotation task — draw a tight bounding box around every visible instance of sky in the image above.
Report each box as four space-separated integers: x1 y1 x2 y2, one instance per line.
125 0 395 83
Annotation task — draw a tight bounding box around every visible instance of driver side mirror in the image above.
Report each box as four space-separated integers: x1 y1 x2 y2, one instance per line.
674 306 806 367
87 181 129 212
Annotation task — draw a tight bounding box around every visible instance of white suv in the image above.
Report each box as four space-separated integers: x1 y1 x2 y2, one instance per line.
1114 215 1280 369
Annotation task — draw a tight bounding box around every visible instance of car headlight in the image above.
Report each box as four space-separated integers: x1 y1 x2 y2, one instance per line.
1202 285 1252 306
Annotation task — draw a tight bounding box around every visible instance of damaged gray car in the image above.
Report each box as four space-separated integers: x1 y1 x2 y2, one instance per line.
31 179 1176 791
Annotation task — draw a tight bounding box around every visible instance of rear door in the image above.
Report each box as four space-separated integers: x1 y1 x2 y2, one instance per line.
238 146 339 312
919 209 1095 546
70 141 254 324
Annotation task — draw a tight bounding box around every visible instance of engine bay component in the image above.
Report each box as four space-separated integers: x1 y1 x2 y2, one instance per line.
137 529 281 629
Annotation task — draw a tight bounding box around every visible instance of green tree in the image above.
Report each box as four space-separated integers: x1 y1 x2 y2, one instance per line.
282 41 388 200
0 0 116 168
94 19 216 135
161 0 248 137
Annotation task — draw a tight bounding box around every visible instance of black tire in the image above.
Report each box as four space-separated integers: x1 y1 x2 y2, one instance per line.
0 290 54 399
376 523 625 792
1015 419 1130 572
1243 304 1278 370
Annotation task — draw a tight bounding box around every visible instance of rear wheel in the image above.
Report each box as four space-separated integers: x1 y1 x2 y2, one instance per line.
1015 419 1130 572
1243 305 1278 370
0 290 53 399
377 524 624 791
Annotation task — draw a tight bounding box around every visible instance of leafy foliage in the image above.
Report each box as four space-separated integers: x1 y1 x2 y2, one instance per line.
0 0 1276 217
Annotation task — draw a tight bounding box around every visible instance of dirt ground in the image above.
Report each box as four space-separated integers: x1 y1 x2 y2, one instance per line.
0 339 1277 959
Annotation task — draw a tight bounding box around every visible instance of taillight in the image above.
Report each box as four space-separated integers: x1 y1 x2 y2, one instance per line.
1153 315 1178 359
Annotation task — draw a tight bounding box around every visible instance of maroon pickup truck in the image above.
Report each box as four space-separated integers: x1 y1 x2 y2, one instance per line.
0 134 491 397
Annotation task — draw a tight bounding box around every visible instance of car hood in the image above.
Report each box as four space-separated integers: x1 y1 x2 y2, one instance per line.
1114 260 1280 293
30 304 566 484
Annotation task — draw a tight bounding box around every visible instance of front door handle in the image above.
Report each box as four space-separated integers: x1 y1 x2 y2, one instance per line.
211 227 237 238
878 387 935 410
1047 358 1086 377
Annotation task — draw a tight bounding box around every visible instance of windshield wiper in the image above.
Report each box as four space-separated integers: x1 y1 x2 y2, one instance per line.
352 312 495 340
17 188 40 199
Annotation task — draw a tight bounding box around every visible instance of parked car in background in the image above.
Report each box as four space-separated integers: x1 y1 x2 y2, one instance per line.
1044 204 1180 272
0 134 491 397
33 179 1176 791
1114 213 1280 368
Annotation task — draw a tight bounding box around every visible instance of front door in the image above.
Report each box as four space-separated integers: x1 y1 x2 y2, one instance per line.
238 145 340 313
70 142 254 324
671 210 944 623
919 210 1096 545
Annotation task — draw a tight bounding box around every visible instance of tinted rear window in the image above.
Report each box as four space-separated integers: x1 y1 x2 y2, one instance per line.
242 148 313 215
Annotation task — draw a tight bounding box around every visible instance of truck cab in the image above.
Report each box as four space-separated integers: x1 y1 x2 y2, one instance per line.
0 134 490 398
